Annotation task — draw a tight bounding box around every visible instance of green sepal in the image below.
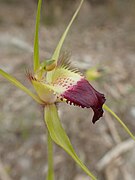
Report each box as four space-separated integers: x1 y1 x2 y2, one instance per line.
47 131 54 180
103 104 135 141
32 80 56 103
46 0 84 83
33 0 42 72
0 69 43 104
52 0 84 62
44 104 97 180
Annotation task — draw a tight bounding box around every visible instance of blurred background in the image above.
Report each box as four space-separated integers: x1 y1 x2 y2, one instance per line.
0 0 135 180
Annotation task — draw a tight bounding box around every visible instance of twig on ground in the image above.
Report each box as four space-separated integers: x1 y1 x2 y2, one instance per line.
96 138 135 171
105 113 121 144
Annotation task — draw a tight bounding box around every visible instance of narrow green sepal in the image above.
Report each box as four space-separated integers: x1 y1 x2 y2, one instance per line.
47 131 54 180
44 104 97 180
52 0 84 62
33 0 42 72
46 0 84 83
32 80 56 103
103 104 135 141
0 69 43 104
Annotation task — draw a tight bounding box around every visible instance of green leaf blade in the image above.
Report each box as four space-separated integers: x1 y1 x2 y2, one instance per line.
0 69 43 104
33 0 42 72
44 104 97 180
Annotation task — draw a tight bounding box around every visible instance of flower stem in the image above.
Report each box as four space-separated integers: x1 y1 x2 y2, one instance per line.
103 104 135 141
47 130 54 180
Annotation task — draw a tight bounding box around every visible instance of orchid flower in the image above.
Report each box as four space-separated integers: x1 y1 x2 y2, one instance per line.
0 0 134 180
27 56 105 124
0 0 99 179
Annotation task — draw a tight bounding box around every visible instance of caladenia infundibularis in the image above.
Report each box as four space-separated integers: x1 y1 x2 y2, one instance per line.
0 0 135 179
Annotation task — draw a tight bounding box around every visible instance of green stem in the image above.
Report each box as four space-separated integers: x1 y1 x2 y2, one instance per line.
103 104 135 141
47 131 54 180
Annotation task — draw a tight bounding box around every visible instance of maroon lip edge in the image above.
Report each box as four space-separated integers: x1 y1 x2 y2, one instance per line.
61 78 106 123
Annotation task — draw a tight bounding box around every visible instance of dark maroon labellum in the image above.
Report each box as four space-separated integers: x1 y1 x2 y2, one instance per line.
62 78 106 123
